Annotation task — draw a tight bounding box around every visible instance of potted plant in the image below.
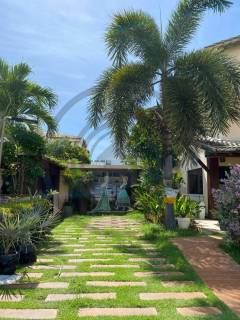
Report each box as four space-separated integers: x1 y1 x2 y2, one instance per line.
174 194 200 230
0 211 39 274
63 201 73 217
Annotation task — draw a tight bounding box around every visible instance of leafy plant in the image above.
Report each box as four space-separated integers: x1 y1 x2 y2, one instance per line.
134 185 165 224
89 1 240 189
46 139 90 164
174 193 200 218
212 165 240 246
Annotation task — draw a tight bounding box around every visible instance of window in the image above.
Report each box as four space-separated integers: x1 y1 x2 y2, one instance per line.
188 168 203 194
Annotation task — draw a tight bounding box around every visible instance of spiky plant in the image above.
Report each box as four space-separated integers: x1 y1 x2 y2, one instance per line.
89 0 240 186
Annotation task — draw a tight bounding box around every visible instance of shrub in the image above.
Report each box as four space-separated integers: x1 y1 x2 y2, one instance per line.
174 193 200 218
212 165 240 246
134 185 166 224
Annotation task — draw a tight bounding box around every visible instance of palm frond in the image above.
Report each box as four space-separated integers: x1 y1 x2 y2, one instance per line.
0 59 9 80
106 63 155 155
164 0 232 59
88 67 117 128
175 49 240 135
28 83 57 109
11 63 31 80
105 10 164 67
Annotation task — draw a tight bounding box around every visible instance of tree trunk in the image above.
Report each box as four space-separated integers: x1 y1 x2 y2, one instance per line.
162 130 173 188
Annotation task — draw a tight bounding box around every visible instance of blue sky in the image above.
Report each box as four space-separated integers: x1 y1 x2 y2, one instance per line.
1 0 240 161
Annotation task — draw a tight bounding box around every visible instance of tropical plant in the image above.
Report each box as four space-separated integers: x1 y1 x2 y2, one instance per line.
89 0 240 188
174 193 200 218
46 138 90 164
2 124 46 194
0 59 57 174
134 184 166 224
212 165 240 246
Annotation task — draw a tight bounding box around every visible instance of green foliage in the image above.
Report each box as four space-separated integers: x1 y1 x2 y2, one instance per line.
89 1 239 181
174 193 200 218
134 184 166 224
172 172 185 189
0 59 57 132
0 201 59 255
46 139 90 164
63 169 93 188
2 125 46 194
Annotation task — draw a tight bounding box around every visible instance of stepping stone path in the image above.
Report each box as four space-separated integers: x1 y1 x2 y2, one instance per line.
2 216 223 319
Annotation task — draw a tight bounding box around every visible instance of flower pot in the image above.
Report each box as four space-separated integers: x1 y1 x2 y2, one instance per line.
63 205 73 217
177 217 191 230
0 252 19 275
19 244 37 265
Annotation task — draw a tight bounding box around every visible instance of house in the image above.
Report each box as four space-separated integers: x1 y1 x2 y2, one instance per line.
181 36 240 213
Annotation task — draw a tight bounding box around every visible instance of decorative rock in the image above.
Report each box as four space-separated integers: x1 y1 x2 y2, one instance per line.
86 281 146 287
139 292 206 300
177 307 222 316
45 293 116 301
0 309 58 319
78 307 157 317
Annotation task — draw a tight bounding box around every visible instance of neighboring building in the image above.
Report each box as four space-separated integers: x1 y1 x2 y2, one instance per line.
63 162 141 204
181 36 240 213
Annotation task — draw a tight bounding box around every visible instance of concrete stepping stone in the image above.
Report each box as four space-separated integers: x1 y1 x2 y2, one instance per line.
129 258 166 263
151 264 175 269
74 248 113 252
86 281 146 287
90 264 140 269
37 259 54 263
45 253 82 257
6 282 69 289
60 272 114 277
26 273 43 278
162 281 194 287
177 307 222 316
45 293 116 301
139 292 206 300
63 244 85 247
0 309 57 319
134 271 184 277
78 307 157 317
69 259 112 263
93 253 131 256
31 265 76 270
0 295 23 302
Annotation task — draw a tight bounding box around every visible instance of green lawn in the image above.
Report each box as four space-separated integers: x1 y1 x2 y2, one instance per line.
0 212 239 320
220 242 240 265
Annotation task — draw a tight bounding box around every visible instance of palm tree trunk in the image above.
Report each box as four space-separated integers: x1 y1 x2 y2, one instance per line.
163 130 173 188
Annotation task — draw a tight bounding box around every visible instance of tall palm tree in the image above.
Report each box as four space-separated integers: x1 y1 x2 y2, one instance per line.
89 0 240 188
0 59 57 168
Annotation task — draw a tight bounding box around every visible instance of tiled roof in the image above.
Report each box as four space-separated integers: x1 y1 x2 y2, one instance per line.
198 136 240 154
205 35 240 50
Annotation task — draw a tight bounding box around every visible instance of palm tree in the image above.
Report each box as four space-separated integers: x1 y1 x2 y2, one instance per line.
0 59 57 169
89 0 240 188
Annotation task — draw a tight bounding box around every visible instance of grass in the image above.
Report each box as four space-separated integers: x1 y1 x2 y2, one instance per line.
0 211 239 320
220 242 240 264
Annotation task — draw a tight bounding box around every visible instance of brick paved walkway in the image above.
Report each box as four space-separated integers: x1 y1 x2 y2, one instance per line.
173 236 240 317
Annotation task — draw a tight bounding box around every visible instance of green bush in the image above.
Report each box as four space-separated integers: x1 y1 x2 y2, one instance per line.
134 185 166 224
174 193 200 218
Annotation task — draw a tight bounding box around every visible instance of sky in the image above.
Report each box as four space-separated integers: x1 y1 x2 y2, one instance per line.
1 0 240 162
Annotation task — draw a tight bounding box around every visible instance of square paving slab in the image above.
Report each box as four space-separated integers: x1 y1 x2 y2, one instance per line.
177 307 222 316
45 293 116 301
139 292 206 300
78 308 158 317
0 309 57 319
